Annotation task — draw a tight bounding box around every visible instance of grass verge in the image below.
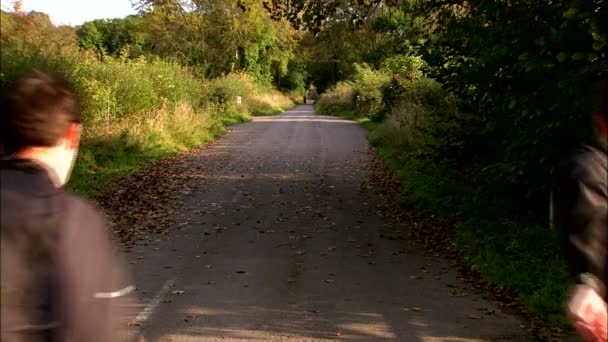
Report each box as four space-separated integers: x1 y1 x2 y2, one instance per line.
68 103 250 197
246 93 296 116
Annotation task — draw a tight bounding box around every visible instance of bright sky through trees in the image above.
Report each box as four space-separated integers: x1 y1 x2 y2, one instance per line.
4 0 136 26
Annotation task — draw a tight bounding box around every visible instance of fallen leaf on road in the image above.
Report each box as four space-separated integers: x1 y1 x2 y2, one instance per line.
324 279 335 284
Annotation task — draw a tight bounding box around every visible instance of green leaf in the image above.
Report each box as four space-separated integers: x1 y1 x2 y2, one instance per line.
556 52 568 63
571 52 585 61
593 40 607 51
562 8 577 19
534 37 545 46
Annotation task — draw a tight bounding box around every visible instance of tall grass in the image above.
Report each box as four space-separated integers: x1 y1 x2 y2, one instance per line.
0 45 256 196
245 92 295 116
70 102 228 196
314 82 356 117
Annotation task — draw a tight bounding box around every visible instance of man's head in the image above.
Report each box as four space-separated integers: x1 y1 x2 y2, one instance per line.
592 76 608 146
0 71 81 186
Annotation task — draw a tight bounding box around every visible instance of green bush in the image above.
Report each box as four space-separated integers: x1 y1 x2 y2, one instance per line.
351 63 391 119
279 63 310 95
315 82 356 117
209 72 258 108
245 92 295 116
382 54 426 81
0 9 293 196
420 0 606 215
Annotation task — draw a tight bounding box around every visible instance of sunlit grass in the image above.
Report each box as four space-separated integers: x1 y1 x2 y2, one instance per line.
245 92 296 116
68 102 249 197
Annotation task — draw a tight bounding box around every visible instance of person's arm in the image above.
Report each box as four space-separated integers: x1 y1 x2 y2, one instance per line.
558 153 607 298
56 197 136 342
557 150 607 341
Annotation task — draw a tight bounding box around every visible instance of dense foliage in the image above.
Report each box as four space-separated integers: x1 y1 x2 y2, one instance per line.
306 0 606 327
75 0 300 88
419 0 607 215
0 7 296 195
271 0 607 219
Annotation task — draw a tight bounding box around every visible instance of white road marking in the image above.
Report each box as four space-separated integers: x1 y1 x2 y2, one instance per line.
131 279 175 325
95 285 136 299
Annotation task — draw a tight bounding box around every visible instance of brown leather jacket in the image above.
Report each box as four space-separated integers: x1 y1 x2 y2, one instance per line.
555 142 608 300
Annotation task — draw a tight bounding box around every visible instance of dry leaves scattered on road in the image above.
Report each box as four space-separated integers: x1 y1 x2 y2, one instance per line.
95 145 229 248
362 148 567 341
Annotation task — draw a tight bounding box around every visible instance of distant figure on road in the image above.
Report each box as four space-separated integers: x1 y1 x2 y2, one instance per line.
307 88 318 103
1 71 136 341
555 76 607 342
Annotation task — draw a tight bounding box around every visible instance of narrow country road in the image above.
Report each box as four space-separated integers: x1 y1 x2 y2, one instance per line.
123 105 533 341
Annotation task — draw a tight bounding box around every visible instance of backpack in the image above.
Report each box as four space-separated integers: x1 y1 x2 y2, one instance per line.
1 159 64 341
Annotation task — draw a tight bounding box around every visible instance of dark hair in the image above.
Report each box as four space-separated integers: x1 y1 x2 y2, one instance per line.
593 75 607 118
0 70 80 155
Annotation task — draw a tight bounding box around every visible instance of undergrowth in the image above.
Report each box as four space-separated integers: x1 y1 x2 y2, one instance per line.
316 80 571 328
69 102 250 197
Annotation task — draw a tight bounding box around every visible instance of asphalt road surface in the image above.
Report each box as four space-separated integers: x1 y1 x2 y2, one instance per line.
123 105 533 341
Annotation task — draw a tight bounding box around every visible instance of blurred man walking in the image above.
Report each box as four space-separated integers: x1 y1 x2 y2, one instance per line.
555 76 607 342
1 71 136 341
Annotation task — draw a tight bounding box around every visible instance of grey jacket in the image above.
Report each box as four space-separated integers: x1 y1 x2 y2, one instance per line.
1 159 136 341
555 143 608 300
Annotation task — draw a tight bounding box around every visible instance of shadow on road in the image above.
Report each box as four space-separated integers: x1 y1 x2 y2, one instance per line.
122 105 530 342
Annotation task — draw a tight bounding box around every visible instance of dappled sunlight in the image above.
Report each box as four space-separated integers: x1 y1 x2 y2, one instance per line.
253 117 358 124
274 115 341 119
160 328 267 341
419 337 484 342
282 110 317 114
151 304 403 341
408 317 431 328
169 172 311 181
147 303 500 341
337 322 397 339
